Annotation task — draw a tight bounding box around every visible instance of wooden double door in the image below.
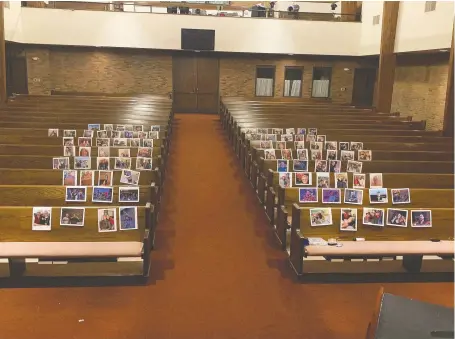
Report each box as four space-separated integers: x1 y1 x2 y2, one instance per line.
172 54 219 113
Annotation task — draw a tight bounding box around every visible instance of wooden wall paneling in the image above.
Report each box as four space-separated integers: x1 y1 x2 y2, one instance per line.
0 3 6 104
443 26 454 137
376 1 400 113
341 1 358 22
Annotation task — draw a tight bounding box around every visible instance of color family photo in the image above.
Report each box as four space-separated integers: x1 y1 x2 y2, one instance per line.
278 172 292 188
60 207 85 226
98 170 113 186
98 208 117 232
295 172 311 186
340 208 357 231
74 157 91 170
411 210 432 227
316 172 330 188
115 157 132 170
63 170 77 186
136 157 153 170
119 187 140 202
53 157 69 170
310 208 332 226
363 208 384 227
32 207 52 231
92 186 114 203
335 172 348 188
293 160 308 172
120 207 138 230
391 188 411 204
322 189 341 204
369 173 383 188
120 170 141 186
369 188 388 204
387 209 408 227
344 189 363 205
299 188 318 203
346 160 362 173
277 160 288 172
80 170 94 186
66 186 87 202
353 173 366 189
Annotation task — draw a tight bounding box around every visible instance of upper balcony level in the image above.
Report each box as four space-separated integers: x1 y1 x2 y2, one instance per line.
5 1 454 56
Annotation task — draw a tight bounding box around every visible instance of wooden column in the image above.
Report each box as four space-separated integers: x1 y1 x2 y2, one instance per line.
0 3 6 104
443 26 454 137
341 1 358 22
375 1 400 113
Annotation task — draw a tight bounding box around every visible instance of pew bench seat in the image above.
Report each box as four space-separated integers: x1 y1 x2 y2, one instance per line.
305 240 454 257
0 241 144 258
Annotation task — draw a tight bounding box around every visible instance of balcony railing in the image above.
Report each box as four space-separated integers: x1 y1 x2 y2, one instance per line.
21 1 362 22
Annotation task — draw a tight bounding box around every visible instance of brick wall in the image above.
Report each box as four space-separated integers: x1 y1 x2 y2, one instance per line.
220 55 363 103
391 58 449 131
26 47 173 95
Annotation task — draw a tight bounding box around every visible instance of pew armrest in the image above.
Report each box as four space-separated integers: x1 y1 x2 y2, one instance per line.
305 241 455 257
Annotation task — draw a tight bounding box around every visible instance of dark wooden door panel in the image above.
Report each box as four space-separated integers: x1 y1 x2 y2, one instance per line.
196 56 219 113
173 55 197 113
352 68 376 107
173 93 198 113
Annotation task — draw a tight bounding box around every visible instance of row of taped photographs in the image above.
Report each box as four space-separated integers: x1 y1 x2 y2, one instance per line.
277 159 363 173
244 127 324 136
48 124 161 136
265 148 372 162
249 133 365 149
64 186 140 203
63 169 140 186
294 187 410 205
52 157 152 171
258 140 365 152
280 172 385 189
310 208 432 229
32 206 138 232
63 146 152 158
63 137 155 148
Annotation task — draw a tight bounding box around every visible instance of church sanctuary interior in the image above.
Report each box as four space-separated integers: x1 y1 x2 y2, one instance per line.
0 0 454 338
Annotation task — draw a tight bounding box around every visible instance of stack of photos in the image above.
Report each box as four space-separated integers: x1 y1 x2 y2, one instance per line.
119 187 140 202
32 207 52 231
340 208 357 231
53 157 70 170
60 207 85 226
369 188 388 204
344 189 363 205
66 187 87 202
310 208 332 226
98 208 117 232
410 210 432 227
346 160 362 173
92 186 113 203
386 209 408 227
120 169 141 186
63 170 77 186
295 172 311 186
293 160 308 172
391 188 410 204
363 208 385 227
278 172 292 188
322 188 341 204
48 129 59 137
277 160 288 172
80 170 94 186
335 172 348 188
299 188 318 203
98 170 113 186
353 173 366 188
316 172 330 188
369 173 383 188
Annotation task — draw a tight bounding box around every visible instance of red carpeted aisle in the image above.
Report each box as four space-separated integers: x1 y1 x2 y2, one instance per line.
0 114 452 339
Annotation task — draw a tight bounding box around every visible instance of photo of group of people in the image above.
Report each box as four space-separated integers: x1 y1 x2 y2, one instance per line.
32 207 52 231
60 207 85 226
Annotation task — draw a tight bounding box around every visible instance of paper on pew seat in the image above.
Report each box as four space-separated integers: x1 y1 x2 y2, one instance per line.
0 242 143 258
306 241 454 256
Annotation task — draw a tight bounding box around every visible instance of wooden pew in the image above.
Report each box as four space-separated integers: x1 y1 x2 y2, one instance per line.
288 205 454 276
0 205 154 279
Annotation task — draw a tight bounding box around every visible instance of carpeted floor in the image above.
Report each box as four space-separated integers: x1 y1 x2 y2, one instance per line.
0 114 453 339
